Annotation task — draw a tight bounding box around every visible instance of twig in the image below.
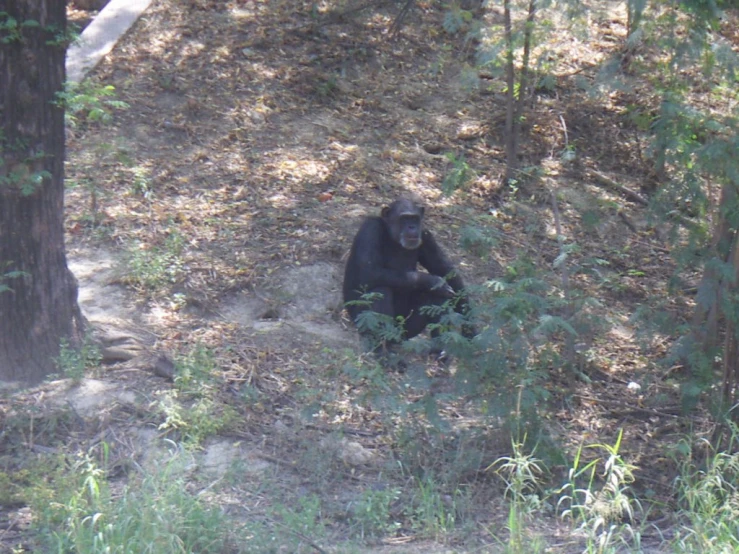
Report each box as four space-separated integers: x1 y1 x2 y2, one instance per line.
576 394 681 419
389 0 415 37
558 114 569 151
588 170 647 205
588 169 701 231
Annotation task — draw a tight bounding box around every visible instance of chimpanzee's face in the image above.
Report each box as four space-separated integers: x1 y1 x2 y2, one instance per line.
382 200 425 250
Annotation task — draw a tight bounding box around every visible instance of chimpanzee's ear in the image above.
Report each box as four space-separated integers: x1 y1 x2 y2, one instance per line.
380 206 391 219
418 205 425 218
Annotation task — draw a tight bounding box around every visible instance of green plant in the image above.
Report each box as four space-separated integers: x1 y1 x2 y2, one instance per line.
66 177 106 224
59 82 129 129
442 3 475 35
158 393 236 447
441 152 475 195
475 0 542 183
273 494 326 547
0 12 23 43
490 440 545 553
557 430 642 553
0 470 30 506
30 450 241 553
0 149 51 195
346 291 408 369
123 231 186 291
672 433 739 552
315 73 338 97
174 344 217 394
157 345 236 447
0 263 26 294
55 337 102 382
459 222 500 259
351 487 401 539
407 476 459 538
130 166 153 198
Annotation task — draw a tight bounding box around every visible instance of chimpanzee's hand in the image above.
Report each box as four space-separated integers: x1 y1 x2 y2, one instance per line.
429 275 455 298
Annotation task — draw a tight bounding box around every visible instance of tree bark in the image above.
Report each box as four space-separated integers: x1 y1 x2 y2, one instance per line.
692 183 735 353
721 230 739 414
503 0 516 184
0 0 84 383
511 0 536 167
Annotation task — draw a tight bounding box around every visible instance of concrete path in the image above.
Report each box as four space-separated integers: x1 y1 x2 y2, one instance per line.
67 0 153 84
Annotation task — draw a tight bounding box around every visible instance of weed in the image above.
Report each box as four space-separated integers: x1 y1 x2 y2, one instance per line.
66 177 105 224
59 82 129 129
273 494 326 547
407 476 460 538
315 73 338 97
673 433 739 552
442 152 475 195
30 450 241 553
0 262 26 294
351 487 401 539
489 441 546 553
55 336 102 382
557 430 642 553
157 345 236 447
130 166 153 198
122 231 185 291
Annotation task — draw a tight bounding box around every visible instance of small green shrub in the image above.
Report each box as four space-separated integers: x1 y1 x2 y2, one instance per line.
123 231 185 291
442 152 475 195
30 450 241 553
55 337 102 382
157 345 236 447
60 82 129 129
490 441 546 553
350 487 401 539
557 430 642 553
673 433 739 552
407 476 460 538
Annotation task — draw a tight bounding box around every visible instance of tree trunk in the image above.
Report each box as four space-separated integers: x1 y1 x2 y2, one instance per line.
721 204 739 416
503 0 516 184
510 0 536 176
0 0 84 383
692 183 736 353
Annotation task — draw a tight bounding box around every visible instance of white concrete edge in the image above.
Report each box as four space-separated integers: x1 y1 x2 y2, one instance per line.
66 0 153 85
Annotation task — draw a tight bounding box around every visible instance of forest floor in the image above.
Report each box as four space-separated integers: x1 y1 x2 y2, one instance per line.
2 0 731 551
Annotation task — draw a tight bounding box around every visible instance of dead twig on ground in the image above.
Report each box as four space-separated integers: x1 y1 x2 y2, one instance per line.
589 169 701 231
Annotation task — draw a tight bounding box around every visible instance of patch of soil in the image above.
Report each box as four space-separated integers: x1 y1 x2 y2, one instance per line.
67 0 111 33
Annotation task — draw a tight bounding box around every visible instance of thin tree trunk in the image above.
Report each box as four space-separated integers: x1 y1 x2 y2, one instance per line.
722 223 739 416
510 0 536 165
503 0 516 183
692 183 735 353
0 0 84 383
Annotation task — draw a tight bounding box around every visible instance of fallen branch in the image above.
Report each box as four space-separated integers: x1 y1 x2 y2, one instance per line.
588 170 701 231
588 170 647 205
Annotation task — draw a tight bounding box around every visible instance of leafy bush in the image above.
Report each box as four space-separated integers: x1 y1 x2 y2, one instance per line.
30 451 241 553
60 83 129 129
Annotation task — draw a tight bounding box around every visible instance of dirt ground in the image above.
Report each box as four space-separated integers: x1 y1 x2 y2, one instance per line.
2 0 719 551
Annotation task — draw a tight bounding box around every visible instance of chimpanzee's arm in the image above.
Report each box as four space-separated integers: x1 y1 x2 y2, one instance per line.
418 230 465 292
350 219 442 291
418 230 476 328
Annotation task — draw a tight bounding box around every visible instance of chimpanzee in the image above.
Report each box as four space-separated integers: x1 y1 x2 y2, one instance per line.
343 198 474 365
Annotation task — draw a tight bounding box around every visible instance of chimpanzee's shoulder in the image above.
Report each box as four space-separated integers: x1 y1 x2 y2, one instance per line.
355 216 387 235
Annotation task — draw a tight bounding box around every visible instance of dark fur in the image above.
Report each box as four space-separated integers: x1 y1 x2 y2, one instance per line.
343 199 471 347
